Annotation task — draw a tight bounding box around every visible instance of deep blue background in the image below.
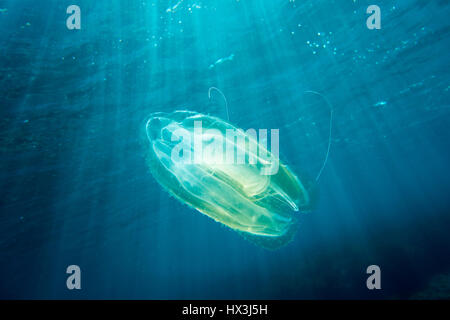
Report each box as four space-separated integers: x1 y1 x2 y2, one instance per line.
0 0 449 299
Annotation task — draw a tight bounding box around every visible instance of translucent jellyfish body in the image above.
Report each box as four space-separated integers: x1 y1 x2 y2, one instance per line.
144 111 313 248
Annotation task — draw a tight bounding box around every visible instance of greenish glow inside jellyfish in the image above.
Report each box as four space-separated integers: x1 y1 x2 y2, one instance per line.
144 110 315 248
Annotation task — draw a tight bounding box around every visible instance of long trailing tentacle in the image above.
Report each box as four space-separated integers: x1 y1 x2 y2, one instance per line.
208 87 230 122
302 90 333 182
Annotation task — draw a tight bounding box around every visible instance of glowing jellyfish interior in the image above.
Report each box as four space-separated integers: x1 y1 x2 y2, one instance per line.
144 111 314 248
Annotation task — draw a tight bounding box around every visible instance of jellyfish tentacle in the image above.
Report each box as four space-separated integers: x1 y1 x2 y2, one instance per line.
303 90 333 182
208 87 230 121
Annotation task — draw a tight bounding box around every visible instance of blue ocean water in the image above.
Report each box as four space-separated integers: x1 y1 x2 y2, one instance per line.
0 0 449 299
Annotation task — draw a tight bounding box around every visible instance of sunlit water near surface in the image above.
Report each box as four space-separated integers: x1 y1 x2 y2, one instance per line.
0 0 449 299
